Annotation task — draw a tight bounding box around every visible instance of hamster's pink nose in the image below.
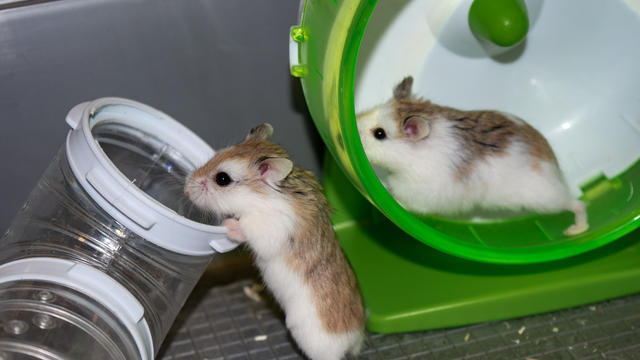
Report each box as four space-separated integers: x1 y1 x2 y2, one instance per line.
184 188 190 196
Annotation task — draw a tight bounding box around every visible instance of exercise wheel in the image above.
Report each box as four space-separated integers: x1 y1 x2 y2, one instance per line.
290 0 640 332
291 0 640 265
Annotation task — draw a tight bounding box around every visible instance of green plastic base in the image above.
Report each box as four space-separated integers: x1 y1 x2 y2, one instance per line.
324 156 640 333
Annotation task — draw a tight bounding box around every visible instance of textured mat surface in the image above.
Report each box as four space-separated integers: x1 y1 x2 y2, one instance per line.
158 279 640 360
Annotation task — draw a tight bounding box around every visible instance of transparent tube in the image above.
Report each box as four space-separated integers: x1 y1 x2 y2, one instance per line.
0 121 217 357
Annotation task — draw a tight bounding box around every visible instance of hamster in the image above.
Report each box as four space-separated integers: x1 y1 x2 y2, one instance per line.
357 76 588 236
184 124 365 360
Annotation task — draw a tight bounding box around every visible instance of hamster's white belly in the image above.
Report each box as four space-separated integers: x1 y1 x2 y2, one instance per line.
256 255 361 360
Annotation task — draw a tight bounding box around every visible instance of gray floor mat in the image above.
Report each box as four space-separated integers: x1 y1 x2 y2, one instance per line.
158 279 640 360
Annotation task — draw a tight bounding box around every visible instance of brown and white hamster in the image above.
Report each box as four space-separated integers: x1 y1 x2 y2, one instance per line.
184 124 365 360
357 76 588 236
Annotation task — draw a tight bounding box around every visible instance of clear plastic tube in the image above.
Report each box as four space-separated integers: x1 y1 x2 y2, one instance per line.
0 120 218 357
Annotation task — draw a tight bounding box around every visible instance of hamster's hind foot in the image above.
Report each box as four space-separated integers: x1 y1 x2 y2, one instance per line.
563 200 589 236
563 223 589 236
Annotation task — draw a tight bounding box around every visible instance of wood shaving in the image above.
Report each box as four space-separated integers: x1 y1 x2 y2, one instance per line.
254 335 268 341
243 283 265 302
552 327 559 333
518 326 526 335
464 333 470 342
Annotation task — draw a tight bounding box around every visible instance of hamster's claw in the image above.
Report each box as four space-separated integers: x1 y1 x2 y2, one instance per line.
223 218 247 242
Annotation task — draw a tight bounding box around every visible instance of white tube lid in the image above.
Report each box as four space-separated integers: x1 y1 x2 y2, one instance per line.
65 98 238 256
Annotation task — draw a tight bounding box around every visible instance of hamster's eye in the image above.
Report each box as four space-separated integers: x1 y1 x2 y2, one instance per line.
215 172 232 187
372 128 387 140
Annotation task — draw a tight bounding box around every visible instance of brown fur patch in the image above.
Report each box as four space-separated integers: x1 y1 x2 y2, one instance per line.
393 98 557 179
519 121 558 165
283 165 365 333
191 140 288 178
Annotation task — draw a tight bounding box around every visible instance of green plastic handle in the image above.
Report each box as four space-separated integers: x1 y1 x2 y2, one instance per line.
468 0 529 47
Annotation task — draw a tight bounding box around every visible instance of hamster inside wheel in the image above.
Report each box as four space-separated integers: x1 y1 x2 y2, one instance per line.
292 0 640 332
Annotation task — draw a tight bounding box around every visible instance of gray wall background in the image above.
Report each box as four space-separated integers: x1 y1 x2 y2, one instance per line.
0 0 324 232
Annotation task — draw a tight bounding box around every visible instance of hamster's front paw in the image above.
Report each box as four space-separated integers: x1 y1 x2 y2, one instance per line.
223 218 247 242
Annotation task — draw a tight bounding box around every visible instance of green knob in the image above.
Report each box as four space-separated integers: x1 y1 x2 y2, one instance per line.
468 0 529 47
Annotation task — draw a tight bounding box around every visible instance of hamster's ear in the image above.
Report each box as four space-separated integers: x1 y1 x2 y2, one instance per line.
394 76 413 100
246 123 274 141
403 115 430 141
258 157 293 184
